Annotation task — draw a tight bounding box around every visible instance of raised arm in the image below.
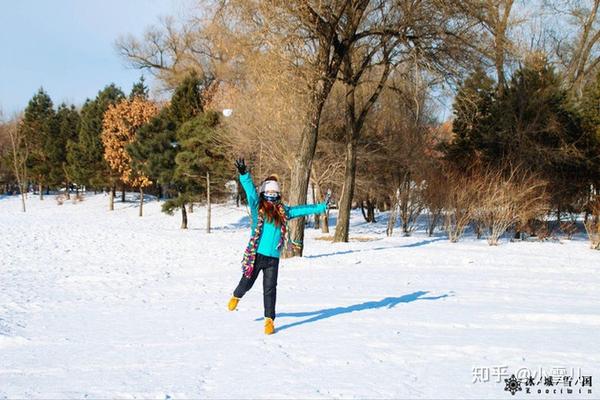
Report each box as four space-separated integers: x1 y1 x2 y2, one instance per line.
239 171 259 210
235 158 259 225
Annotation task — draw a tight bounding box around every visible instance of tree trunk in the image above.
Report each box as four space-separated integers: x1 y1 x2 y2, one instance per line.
334 136 358 242
121 185 126 202
39 182 43 200
387 191 400 237
428 210 441 237
20 189 26 212
109 185 115 211
334 59 361 243
322 208 330 234
236 179 243 207
206 171 211 234
360 198 376 223
282 35 345 257
367 198 376 222
311 182 320 229
360 201 368 222
333 39 391 239
139 187 144 217
283 94 328 257
181 202 188 229
189 202 194 213
12 167 26 212
386 210 396 237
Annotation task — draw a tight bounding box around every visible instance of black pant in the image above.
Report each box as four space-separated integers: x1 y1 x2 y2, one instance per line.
233 253 279 319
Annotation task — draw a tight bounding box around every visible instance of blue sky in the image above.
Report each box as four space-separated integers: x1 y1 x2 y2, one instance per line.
0 0 190 114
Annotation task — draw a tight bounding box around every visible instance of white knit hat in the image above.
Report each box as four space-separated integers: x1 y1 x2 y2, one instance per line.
260 180 280 193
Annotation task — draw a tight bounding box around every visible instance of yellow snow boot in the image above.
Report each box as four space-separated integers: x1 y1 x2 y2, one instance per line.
227 296 239 311
264 317 275 335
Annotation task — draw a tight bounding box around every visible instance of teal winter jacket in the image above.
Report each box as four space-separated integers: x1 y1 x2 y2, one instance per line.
240 172 327 258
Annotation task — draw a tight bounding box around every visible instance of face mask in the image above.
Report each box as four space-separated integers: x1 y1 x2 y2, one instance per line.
263 193 280 202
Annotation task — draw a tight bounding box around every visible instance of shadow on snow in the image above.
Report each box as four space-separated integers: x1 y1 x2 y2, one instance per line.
255 290 452 332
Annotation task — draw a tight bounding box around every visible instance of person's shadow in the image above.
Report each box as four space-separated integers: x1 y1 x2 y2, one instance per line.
257 290 452 332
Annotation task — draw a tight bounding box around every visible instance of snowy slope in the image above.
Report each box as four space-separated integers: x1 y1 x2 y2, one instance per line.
1 193 599 399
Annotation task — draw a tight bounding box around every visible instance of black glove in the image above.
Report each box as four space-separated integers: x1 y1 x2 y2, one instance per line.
235 158 247 175
324 189 332 207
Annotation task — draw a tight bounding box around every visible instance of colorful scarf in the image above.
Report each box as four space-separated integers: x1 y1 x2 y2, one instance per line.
241 201 287 278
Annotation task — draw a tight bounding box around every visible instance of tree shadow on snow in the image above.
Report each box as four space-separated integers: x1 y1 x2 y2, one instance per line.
207 215 251 231
258 290 452 332
304 237 445 259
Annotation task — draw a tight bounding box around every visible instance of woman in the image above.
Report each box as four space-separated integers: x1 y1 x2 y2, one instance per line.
228 158 330 335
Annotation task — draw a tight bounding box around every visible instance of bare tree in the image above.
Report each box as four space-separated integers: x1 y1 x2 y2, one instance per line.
544 0 600 97
276 1 369 255
334 16 399 241
333 0 482 242
459 0 520 91
116 16 216 89
5 116 28 212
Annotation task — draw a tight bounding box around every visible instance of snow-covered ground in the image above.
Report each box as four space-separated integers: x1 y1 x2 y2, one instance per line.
1 193 599 399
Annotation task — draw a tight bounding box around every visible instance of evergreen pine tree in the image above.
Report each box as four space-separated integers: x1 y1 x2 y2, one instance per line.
169 72 204 125
19 88 57 198
580 71 600 199
53 104 80 190
130 76 149 100
581 71 600 139
497 57 594 210
445 68 495 168
127 107 178 199
158 72 209 228
67 84 125 190
446 57 600 212
163 111 227 230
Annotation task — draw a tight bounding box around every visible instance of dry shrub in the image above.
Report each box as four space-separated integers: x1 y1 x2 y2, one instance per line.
584 197 600 250
56 194 67 206
477 167 549 245
315 235 379 242
444 172 480 242
519 218 550 241
421 160 450 236
72 193 85 204
560 221 578 240
443 165 549 244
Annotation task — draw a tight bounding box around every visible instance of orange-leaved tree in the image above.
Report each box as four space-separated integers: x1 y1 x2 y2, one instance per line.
101 96 158 215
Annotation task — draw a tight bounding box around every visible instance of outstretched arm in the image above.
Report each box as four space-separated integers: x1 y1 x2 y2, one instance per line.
285 202 327 219
285 189 332 219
